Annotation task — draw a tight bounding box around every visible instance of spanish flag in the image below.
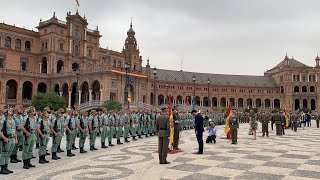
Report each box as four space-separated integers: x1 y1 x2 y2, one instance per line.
224 104 232 138
284 108 289 128
168 94 174 149
76 0 80 6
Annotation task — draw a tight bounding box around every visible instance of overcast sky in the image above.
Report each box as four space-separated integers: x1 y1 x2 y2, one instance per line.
2 0 320 75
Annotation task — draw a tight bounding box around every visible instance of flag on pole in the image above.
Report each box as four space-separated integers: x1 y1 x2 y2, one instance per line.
284 108 289 128
168 94 174 149
224 104 232 138
76 0 80 6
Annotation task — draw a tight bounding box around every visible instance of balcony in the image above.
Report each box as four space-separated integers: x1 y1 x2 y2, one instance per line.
7 99 17 105
22 99 32 105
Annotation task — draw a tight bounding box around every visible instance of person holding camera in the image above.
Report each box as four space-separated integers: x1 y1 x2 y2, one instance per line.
206 121 216 144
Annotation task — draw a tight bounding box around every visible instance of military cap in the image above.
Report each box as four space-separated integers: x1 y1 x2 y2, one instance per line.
161 106 168 111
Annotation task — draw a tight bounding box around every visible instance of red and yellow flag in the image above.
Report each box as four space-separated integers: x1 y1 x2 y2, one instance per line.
76 0 80 6
224 104 232 138
168 95 174 149
284 108 289 128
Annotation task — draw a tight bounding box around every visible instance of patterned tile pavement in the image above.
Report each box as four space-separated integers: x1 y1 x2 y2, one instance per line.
3 121 320 180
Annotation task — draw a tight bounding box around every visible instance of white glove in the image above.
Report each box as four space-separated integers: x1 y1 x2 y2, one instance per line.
107 127 110 131
116 127 119 131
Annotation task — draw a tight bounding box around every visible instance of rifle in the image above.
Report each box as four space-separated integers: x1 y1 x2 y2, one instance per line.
67 118 72 135
1 120 8 152
24 117 30 145
40 119 45 146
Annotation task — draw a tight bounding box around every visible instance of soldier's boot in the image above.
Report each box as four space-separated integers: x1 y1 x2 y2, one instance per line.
35 143 40 149
46 151 51 155
23 160 30 169
39 156 46 164
27 159 36 168
67 150 73 157
138 135 143 139
0 165 9 175
132 136 137 141
80 147 87 153
101 142 108 149
10 155 18 163
43 155 49 163
109 141 115 146
57 145 64 153
146 133 149 137
72 143 78 150
90 146 95 151
19 145 23 151
5 165 13 174
125 138 130 143
117 140 123 145
93 146 98 150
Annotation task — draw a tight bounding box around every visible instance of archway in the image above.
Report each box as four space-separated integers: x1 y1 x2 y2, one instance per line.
72 63 79 71
177 95 183 105
81 81 89 103
71 83 77 109
212 97 218 107
294 86 299 93
128 84 134 102
221 97 227 107
22 81 33 100
310 86 315 93
150 93 154 105
229 98 235 107
54 84 60 94
158 94 164 105
91 80 101 100
195 96 200 106
274 99 280 109
6 80 17 100
238 98 244 108
186 96 191 106
256 99 262 108
294 99 300 110
62 83 69 106
37 82 47 93
143 95 146 103
311 99 316 110
41 57 47 74
302 86 307 93
203 97 209 107
265 99 271 108
303 99 308 109
247 98 253 108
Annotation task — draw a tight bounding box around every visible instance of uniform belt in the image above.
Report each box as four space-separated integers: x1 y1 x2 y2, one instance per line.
160 128 167 130
94 127 99 129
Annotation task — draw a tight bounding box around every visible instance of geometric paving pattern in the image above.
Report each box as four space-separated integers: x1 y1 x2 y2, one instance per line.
3 121 320 180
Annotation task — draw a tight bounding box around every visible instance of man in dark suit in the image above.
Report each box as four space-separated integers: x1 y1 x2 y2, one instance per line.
192 110 204 154
156 106 171 164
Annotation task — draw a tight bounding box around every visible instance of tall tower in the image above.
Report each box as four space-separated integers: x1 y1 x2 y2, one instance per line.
123 19 142 71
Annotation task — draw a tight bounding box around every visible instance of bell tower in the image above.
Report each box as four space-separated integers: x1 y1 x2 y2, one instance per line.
123 19 142 71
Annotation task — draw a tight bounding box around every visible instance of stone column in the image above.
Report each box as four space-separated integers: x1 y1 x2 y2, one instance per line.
39 63 42 73
78 91 82 105
68 91 71 108
89 89 92 101
59 92 63 96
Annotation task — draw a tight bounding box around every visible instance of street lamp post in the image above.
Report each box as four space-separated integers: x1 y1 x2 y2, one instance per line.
165 82 169 105
153 68 157 106
6 85 9 109
124 62 130 109
75 69 80 110
207 78 211 108
192 75 196 110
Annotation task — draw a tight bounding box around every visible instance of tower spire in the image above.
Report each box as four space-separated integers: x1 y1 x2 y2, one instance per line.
130 17 133 29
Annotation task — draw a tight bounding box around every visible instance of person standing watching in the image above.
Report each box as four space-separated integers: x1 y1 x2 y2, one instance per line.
192 110 204 154
156 106 170 164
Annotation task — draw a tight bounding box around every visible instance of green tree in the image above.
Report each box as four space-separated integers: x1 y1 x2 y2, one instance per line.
102 100 123 111
32 92 66 111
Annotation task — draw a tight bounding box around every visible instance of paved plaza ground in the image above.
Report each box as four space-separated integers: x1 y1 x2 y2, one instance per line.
3 121 320 180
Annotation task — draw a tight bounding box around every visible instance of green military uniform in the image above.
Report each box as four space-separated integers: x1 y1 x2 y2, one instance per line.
72 115 79 150
65 115 76 157
10 114 23 163
78 115 89 153
291 112 298 132
123 113 131 142
100 113 110 148
261 112 269 137
116 114 124 144
272 112 283 136
51 115 63 160
137 113 143 138
89 114 99 150
229 114 239 144
21 115 38 169
315 112 320 128
0 116 16 174
38 116 50 164
147 113 153 136
108 114 116 146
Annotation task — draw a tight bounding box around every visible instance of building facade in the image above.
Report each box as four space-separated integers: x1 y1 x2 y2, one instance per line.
0 12 319 112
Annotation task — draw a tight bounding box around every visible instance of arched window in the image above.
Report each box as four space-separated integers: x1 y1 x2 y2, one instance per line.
74 45 79 54
25 41 31 51
310 86 315 93
294 86 299 93
15 39 21 50
302 86 307 93
5 36 11 48
88 49 92 57
113 60 116 67
118 61 122 68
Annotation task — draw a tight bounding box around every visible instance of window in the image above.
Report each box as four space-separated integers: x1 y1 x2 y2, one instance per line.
72 29 82 39
113 60 116 67
280 76 283 82
313 75 316 82
293 75 296 81
5 36 11 48
15 39 21 50
297 75 300 82
25 41 31 51
302 76 306 82
0 56 4 68
59 43 64 51
20 57 28 71
118 61 122 68
88 49 92 57
309 75 312 82
74 45 79 54
133 65 136 71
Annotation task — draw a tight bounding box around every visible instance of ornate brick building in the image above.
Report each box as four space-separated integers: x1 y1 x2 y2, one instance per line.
0 12 319 112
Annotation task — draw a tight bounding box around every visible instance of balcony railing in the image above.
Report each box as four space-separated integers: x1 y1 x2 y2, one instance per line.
22 99 32 105
7 99 17 105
